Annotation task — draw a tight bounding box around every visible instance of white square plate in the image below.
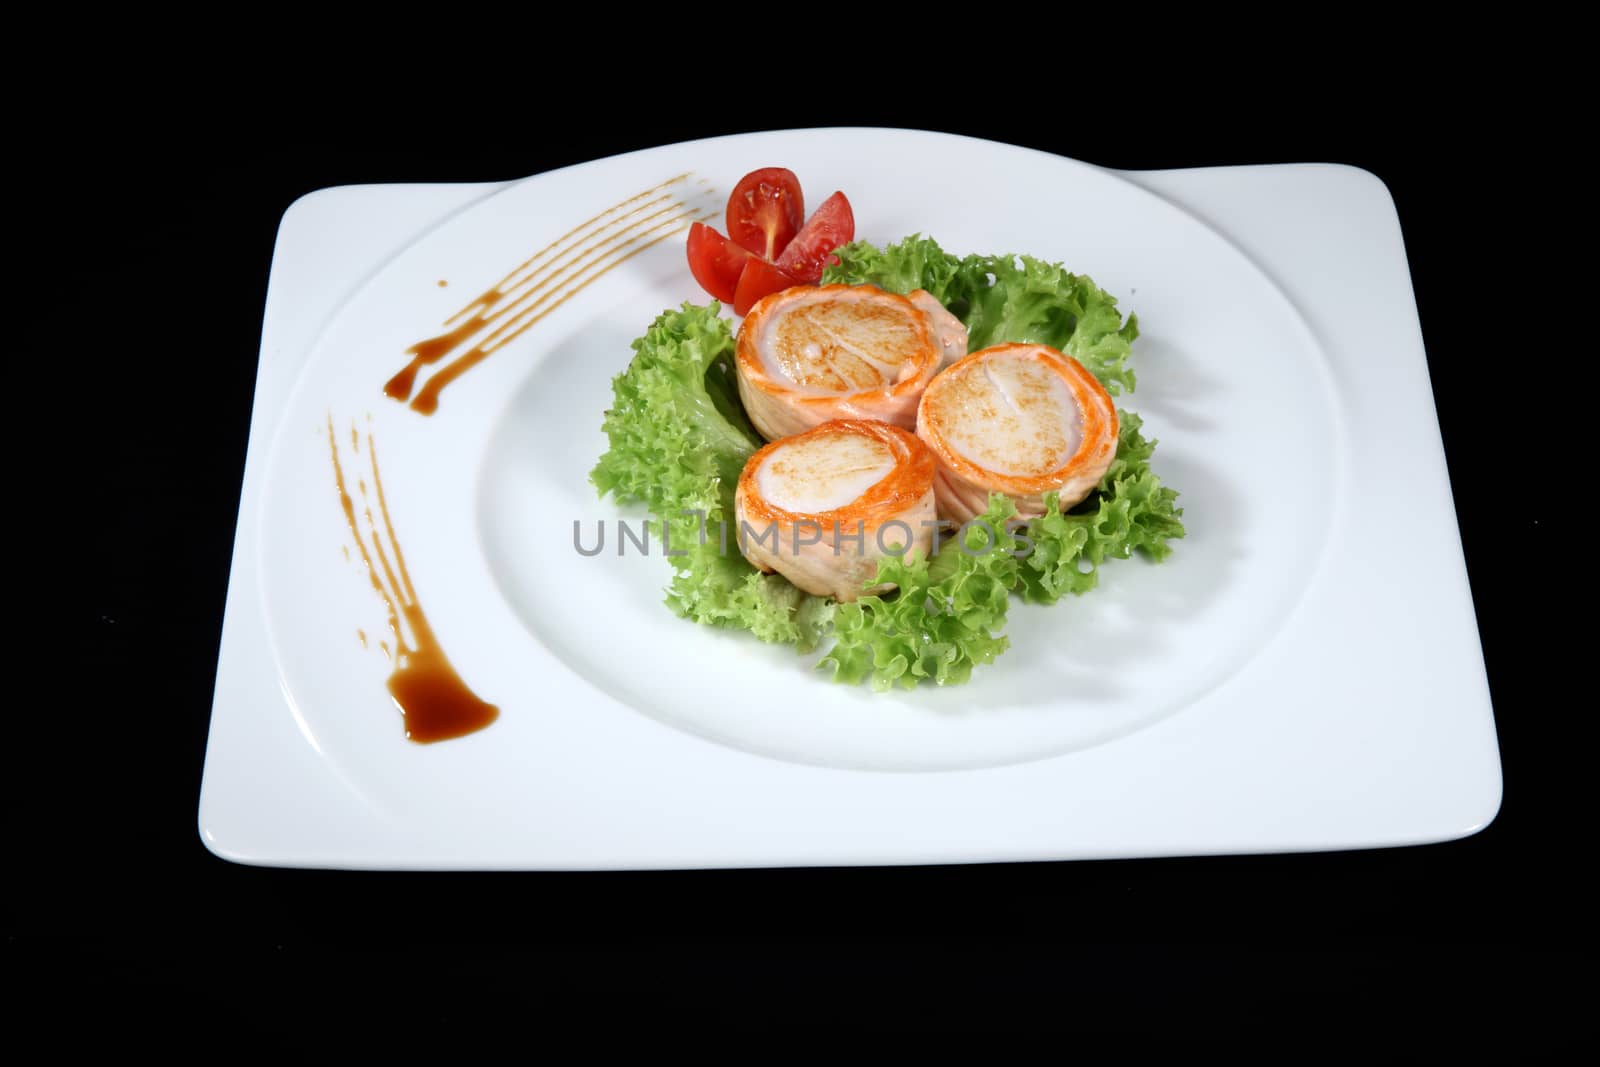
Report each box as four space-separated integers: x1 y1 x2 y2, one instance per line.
199 129 1500 868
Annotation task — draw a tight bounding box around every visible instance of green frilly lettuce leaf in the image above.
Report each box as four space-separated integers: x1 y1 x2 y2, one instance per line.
591 302 833 652
1013 412 1187 604
819 496 1020 691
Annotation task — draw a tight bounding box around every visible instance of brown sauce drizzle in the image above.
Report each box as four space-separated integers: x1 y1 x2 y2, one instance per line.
385 173 715 415
328 415 498 743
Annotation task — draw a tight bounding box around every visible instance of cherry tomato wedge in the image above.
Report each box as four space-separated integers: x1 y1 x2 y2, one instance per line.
774 191 854 284
685 222 753 304
733 257 799 317
726 167 804 261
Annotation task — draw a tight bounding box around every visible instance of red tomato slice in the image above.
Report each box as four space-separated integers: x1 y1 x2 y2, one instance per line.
733 257 799 317
774 191 855 284
726 167 804 261
686 222 753 304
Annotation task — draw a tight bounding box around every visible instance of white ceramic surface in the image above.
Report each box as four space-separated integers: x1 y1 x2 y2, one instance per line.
199 130 1501 868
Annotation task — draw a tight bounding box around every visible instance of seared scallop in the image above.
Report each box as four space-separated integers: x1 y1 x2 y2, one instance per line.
916 343 1119 524
735 285 952 441
733 419 937 602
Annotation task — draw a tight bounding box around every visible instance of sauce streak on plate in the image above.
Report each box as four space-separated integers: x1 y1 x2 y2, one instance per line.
327 415 498 743
386 173 716 415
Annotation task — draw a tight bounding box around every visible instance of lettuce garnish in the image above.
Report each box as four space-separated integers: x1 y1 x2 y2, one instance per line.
591 301 758 515
591 303 833 652
1013 413 1187 605
820 495 1020 691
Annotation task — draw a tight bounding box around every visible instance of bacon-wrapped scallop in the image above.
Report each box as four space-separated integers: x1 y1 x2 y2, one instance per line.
734 284 962 441
733 419 937 602
916 343 1118 524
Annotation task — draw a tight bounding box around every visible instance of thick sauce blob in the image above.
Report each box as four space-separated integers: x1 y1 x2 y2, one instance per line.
328 416 498 743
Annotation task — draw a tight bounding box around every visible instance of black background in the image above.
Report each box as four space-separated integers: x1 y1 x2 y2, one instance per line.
18 63 1574 1049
